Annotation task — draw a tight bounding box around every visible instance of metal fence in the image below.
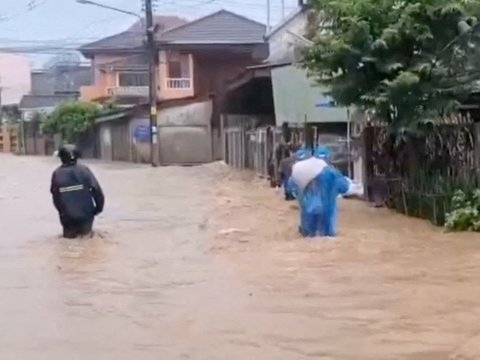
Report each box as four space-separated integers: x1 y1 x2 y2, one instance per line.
223 124 355 180
224 126 280 177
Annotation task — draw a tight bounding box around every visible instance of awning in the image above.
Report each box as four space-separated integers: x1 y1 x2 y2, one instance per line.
246 61 292 70
94 111 130 124
226 67 271 92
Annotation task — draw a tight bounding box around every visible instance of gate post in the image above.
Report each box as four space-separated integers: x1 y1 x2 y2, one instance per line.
474 123 480 173
363 124 374 202
220 114 226 161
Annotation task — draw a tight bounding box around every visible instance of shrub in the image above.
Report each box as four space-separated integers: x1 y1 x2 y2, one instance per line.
445 189 480 232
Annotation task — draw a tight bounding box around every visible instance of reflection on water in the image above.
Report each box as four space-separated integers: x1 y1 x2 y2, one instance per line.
1 154 480 359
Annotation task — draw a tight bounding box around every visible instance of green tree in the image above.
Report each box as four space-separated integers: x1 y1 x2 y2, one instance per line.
303 0 480 138
42 101 100 143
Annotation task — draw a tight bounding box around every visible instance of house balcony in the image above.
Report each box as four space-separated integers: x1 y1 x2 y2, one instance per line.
166 78 192 89
108 86 149 97
161 77 194 99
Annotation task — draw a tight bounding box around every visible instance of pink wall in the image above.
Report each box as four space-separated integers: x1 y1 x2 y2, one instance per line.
0 54 31 105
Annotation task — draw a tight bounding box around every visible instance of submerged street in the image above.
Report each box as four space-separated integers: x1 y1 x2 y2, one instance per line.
2 154 480 359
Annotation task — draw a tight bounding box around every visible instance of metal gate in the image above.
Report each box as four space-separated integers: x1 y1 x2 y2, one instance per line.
224 126 280 177
111 122 130 162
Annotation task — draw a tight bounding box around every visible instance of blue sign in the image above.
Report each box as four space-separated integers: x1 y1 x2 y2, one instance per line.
315 96 336 108
133 125 151 143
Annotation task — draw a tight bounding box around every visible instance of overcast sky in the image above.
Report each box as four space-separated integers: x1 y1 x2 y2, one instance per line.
0 0 299 67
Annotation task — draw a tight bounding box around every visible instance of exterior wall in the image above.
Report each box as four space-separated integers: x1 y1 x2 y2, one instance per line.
157 100 213 164
82 50 257 104
271 65 348 124
267 12 348 125
193 54 253 98
0 54 31 105
92 54 126 84
268 11 308 63
81 54 132 101
80 85 107 101
81 51 195 102
159 51 194 100
193 53 256 131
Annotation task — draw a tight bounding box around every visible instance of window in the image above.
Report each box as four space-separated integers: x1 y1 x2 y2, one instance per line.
118 72 149 87
168 61 182 78
167 52 190 78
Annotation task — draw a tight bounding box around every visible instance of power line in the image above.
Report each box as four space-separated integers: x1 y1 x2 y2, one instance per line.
156 0 295 10
0 0 50 22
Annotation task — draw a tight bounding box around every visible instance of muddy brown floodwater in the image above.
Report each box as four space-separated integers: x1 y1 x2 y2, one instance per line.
1 154 480 359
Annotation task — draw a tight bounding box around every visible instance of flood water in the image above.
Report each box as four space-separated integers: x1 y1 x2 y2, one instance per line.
1 154 480 359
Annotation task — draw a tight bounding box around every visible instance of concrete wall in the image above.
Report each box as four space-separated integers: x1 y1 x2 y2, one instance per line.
158 100 213 164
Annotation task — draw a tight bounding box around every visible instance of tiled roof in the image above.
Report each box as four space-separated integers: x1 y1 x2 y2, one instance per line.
159 10 266 44
79 10 266 55
19 95 76 109
80 15 187 54
97 54 148 71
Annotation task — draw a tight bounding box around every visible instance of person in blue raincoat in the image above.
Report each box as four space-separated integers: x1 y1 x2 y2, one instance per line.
294 146 350 237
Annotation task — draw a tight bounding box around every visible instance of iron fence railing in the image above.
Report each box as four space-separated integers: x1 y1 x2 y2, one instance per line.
223 124 355 180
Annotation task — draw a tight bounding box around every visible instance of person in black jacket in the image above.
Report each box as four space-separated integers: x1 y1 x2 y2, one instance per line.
50 144 105 239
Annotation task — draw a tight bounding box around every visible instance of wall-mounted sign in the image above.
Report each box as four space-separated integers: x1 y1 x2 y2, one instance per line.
133 125 151 143
315 96 337 108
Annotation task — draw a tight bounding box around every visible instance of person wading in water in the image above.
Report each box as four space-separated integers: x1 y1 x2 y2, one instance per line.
50 144 105 238
276 146 299 201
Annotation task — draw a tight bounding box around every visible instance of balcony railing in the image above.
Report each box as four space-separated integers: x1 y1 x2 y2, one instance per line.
166 78 192 90
108 86 149 97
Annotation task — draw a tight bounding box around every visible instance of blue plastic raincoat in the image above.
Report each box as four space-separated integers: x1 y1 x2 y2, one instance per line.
296 147 349 237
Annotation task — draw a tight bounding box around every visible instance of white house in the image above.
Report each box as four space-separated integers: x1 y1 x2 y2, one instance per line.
265 2 349 126
263 2 363 180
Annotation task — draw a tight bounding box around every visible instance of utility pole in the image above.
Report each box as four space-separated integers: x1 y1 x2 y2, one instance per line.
281 0 285 20
266 0 271 33
145 0 160 166
76 0 156 164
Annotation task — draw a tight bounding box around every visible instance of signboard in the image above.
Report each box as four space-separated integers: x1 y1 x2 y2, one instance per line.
133 125 151 143
315 96 336 108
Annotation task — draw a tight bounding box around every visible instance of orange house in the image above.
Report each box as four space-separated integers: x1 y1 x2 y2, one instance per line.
79 10 267 106
79 10 268 165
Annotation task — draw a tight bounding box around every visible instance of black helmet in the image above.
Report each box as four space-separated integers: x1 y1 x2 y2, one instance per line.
58 144 80 165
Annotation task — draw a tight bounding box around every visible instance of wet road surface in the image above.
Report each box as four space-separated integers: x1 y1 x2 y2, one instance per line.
1 154 480 359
